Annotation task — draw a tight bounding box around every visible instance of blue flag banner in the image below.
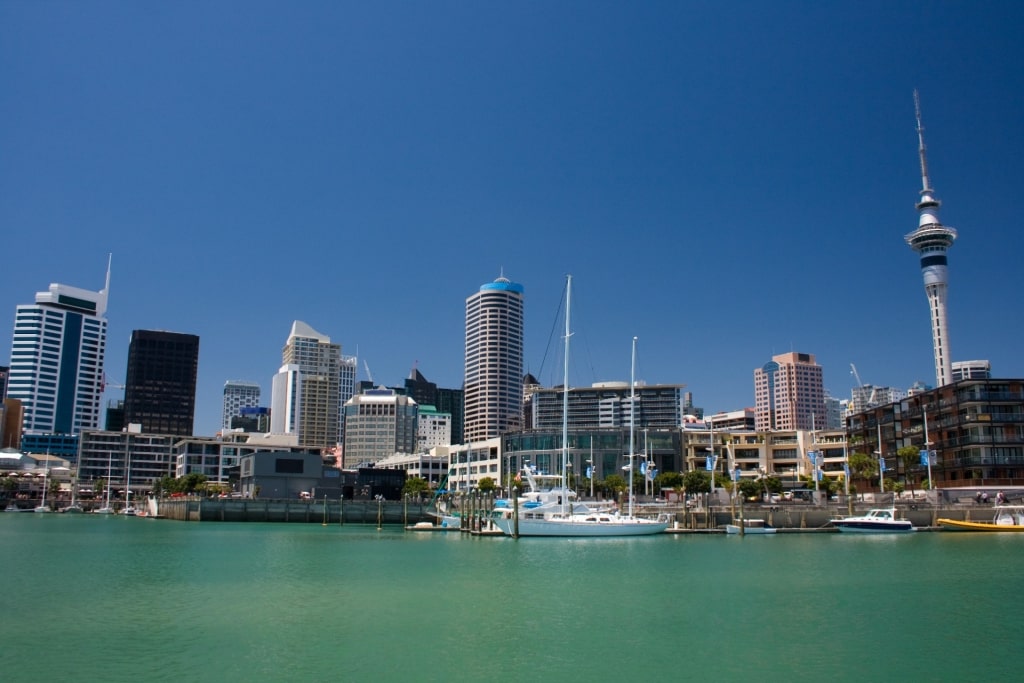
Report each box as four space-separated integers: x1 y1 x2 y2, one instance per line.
843 463 850 478
705 456 713 471
920 449 929 466
586 466 592 478
647 467 657 481
879 458 887 472
640 461 648 475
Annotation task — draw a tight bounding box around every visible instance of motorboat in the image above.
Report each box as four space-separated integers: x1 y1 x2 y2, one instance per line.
831 508 914 533
937 506 1024 532
726 518 776 534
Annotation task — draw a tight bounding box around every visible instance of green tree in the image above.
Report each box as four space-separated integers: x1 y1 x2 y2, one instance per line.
477 476 496 493
682 470 710 494
603 474 627 498
655 471 683 490
402 477 431 497
897 446 921 491
848 452 877 482
762 475 783 494
1 476 17 495
738 478 763 500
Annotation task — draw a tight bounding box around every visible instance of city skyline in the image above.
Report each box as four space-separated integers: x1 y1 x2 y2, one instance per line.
2 3 1023 438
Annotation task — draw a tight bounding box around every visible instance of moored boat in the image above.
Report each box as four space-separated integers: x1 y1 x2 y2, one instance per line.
937 506 1024 532
491 280 668 538
831 508 914 533
726 518 776 534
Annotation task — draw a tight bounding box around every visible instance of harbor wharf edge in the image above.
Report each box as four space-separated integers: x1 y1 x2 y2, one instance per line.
146 498 998 529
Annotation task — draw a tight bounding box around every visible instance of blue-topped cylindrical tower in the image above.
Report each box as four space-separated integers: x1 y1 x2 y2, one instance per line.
905 90 958 387
464 274 524 443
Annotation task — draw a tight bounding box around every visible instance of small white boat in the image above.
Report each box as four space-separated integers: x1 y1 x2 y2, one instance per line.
831 508 914 533
94 506 115 515
726 518 776 534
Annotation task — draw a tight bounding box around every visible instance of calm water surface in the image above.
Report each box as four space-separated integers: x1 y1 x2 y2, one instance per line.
1 515 1021 682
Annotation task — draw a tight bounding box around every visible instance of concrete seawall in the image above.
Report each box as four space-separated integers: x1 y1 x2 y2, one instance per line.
156 498 435 524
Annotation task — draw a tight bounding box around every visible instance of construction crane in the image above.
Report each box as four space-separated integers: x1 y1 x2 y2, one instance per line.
101 374 125 392
849 363 877 408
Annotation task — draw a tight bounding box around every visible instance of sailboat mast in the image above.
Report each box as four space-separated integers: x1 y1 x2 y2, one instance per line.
562 275 571 506
629 337 637 517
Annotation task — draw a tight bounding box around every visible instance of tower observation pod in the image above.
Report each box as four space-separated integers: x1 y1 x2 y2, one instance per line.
905 90 958 387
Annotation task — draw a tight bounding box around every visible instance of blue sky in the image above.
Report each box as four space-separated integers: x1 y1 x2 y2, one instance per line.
2 1 1023 438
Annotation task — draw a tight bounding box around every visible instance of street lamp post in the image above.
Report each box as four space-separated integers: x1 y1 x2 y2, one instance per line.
875 421 885 495
585 457 594 499
923 406 935 492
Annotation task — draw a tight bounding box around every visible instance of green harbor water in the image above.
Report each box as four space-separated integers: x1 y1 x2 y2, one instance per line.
1 514 1021 682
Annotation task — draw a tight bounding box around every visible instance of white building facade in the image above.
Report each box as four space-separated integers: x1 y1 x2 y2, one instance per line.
7 263 110 437
222 380 261 431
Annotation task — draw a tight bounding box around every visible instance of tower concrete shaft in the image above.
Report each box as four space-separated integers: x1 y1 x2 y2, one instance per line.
904 90 957 387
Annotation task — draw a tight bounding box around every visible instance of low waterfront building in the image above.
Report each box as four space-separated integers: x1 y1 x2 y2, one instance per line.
440 437 501 493
237 452 406 501
373 451 449 486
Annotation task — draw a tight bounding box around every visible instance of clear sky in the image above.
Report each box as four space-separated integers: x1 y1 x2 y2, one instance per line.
2 1 1023 438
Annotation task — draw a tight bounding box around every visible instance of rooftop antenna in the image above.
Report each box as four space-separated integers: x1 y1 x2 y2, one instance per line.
914 89 932 194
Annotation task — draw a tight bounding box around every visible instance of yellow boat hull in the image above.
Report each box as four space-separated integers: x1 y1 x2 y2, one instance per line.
937 518 1024 532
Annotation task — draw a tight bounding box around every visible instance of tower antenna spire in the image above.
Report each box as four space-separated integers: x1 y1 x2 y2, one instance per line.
905 90 957 388
914 89 932 194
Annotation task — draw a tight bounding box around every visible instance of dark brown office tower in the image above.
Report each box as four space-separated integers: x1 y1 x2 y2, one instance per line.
123 330 199 436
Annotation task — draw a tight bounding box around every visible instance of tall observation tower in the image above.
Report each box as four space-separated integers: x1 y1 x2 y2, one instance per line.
905 90 958 387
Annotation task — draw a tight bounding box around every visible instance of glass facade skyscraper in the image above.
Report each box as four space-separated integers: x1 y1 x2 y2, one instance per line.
123 329 200 436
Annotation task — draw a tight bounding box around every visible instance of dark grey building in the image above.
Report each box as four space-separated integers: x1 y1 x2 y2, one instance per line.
123 330 199 436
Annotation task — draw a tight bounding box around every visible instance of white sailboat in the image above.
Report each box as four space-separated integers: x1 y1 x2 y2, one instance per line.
95 448 115 515
492 276 669 537
34 458 52 513
122 440 137 516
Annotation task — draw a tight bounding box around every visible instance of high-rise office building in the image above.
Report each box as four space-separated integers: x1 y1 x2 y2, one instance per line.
905 91 958 387
123 330 200 436
754 352 825 431
463 276 524 444
342 388 418 467
7 262 110 438
222 380 261 431
270 321 342 449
